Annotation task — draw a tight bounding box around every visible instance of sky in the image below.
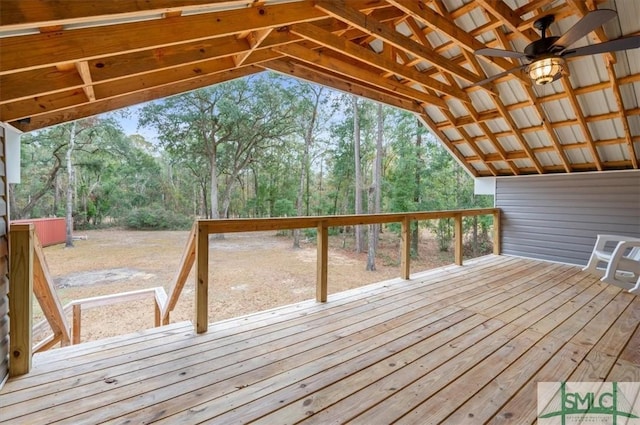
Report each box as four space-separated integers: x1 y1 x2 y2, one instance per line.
109 104 160 144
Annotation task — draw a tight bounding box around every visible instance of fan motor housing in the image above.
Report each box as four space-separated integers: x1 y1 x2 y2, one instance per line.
524 36 560 59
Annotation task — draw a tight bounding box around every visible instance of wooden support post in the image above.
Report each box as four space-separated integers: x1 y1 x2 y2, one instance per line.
316 222 328 302
154 287 167 327
493 209 501 255
162 223 196 325
9 224 34 376
401 217 411 280
72 304 81 344
454 214 463 266
195 223 209 334
154 301 161 327
33 237 71 346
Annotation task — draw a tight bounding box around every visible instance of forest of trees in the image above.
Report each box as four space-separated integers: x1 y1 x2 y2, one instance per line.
9 73 493 258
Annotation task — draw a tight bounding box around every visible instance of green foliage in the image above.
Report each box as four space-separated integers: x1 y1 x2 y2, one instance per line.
124 207 193 230
272 199 296 217
14 75 494 249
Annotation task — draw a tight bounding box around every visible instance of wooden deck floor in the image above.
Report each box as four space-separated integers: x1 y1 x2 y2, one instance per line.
1 255 639 424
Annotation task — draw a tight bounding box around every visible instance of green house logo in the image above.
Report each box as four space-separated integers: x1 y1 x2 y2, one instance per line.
538 382 640 425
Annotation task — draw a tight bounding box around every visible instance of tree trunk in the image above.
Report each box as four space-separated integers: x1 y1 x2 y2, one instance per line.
53 174 59 216
411 124 422 256
210 146 220 220
366 186 376 271
374 103 383 246
65 121 77 248
294 87 321 248
353 95 364 253
8 184 17 219
294 136 309 249
367 103 384 270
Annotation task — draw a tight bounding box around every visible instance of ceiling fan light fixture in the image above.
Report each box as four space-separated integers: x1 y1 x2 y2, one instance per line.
528 56 565 85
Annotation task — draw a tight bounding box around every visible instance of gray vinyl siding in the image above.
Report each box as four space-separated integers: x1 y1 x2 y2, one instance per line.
0 127 8 388
495 170 640 266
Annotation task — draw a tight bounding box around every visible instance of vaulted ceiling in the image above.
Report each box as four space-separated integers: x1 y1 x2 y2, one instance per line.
1 0 639 176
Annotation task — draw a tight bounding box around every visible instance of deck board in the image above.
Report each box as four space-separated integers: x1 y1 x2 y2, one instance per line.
1 255 638 424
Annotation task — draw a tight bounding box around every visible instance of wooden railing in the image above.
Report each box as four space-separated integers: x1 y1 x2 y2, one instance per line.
66 286 167 345
9 224 71 375
8 224 168 376
8 208 500 375
192 208 501 333
31 287 167 348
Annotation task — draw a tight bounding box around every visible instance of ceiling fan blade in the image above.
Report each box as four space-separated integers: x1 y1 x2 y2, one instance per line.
475 47 526 59
553 9 617 50
470 65 527 87
562 35 640 58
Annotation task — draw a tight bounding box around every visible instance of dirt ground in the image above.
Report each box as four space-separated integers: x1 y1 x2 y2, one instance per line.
37 227 456 344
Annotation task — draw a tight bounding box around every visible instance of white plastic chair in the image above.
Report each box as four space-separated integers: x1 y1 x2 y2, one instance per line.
582 234 640 293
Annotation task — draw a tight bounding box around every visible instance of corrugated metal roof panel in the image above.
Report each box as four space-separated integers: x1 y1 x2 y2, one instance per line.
456 143 476 157
477 140 497 154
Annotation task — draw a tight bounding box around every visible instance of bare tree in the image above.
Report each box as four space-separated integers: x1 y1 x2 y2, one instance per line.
65 121 77 247
353 95 364 253
366 103 384 270
294 85 325 248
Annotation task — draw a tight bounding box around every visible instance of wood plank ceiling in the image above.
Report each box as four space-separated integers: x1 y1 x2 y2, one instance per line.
1 0 639 176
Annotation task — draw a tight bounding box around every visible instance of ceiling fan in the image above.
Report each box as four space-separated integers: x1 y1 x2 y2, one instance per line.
473 9 640 86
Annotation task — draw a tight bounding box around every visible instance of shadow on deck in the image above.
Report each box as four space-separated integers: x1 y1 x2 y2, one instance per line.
1 255 639 424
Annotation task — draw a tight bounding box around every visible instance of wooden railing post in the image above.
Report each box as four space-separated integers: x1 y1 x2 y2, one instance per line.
401 217 411 279
33 236 71 346
162 223 196 325
9 223 34 376
454 214 463 266
72 304 81 344
493 209 501 255
195 222 209 334
316 222 328 302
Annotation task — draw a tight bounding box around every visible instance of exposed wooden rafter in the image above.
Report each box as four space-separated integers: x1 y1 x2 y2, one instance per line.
0 0 637 174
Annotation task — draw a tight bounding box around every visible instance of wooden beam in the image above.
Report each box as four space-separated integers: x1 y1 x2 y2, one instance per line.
5 53 269 120
262 59 425 114
492 98 544 174
493 209 501 255
454 214 463 266
606 63 638 168
0 1 327 75
417 113 480 177
1 88 89 122
195 222 209 334
75 61 96 101
0 0 253 30
522 85 572 173
401 217 411 280
314 0 474 97
438 105 504 176
316 222 328 302
33 233 71 346
72 304 81 345
561 76 603 171
474 0 538 42
8 224 34 376
0 67 84 105
289 22 468 102
386 0 519 77
10 66 262 132
163 224 197 325
273 43 447 109
234 28 272 67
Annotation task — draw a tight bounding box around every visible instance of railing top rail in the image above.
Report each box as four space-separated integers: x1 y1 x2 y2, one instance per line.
198 208 498 234
68 287 163 310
